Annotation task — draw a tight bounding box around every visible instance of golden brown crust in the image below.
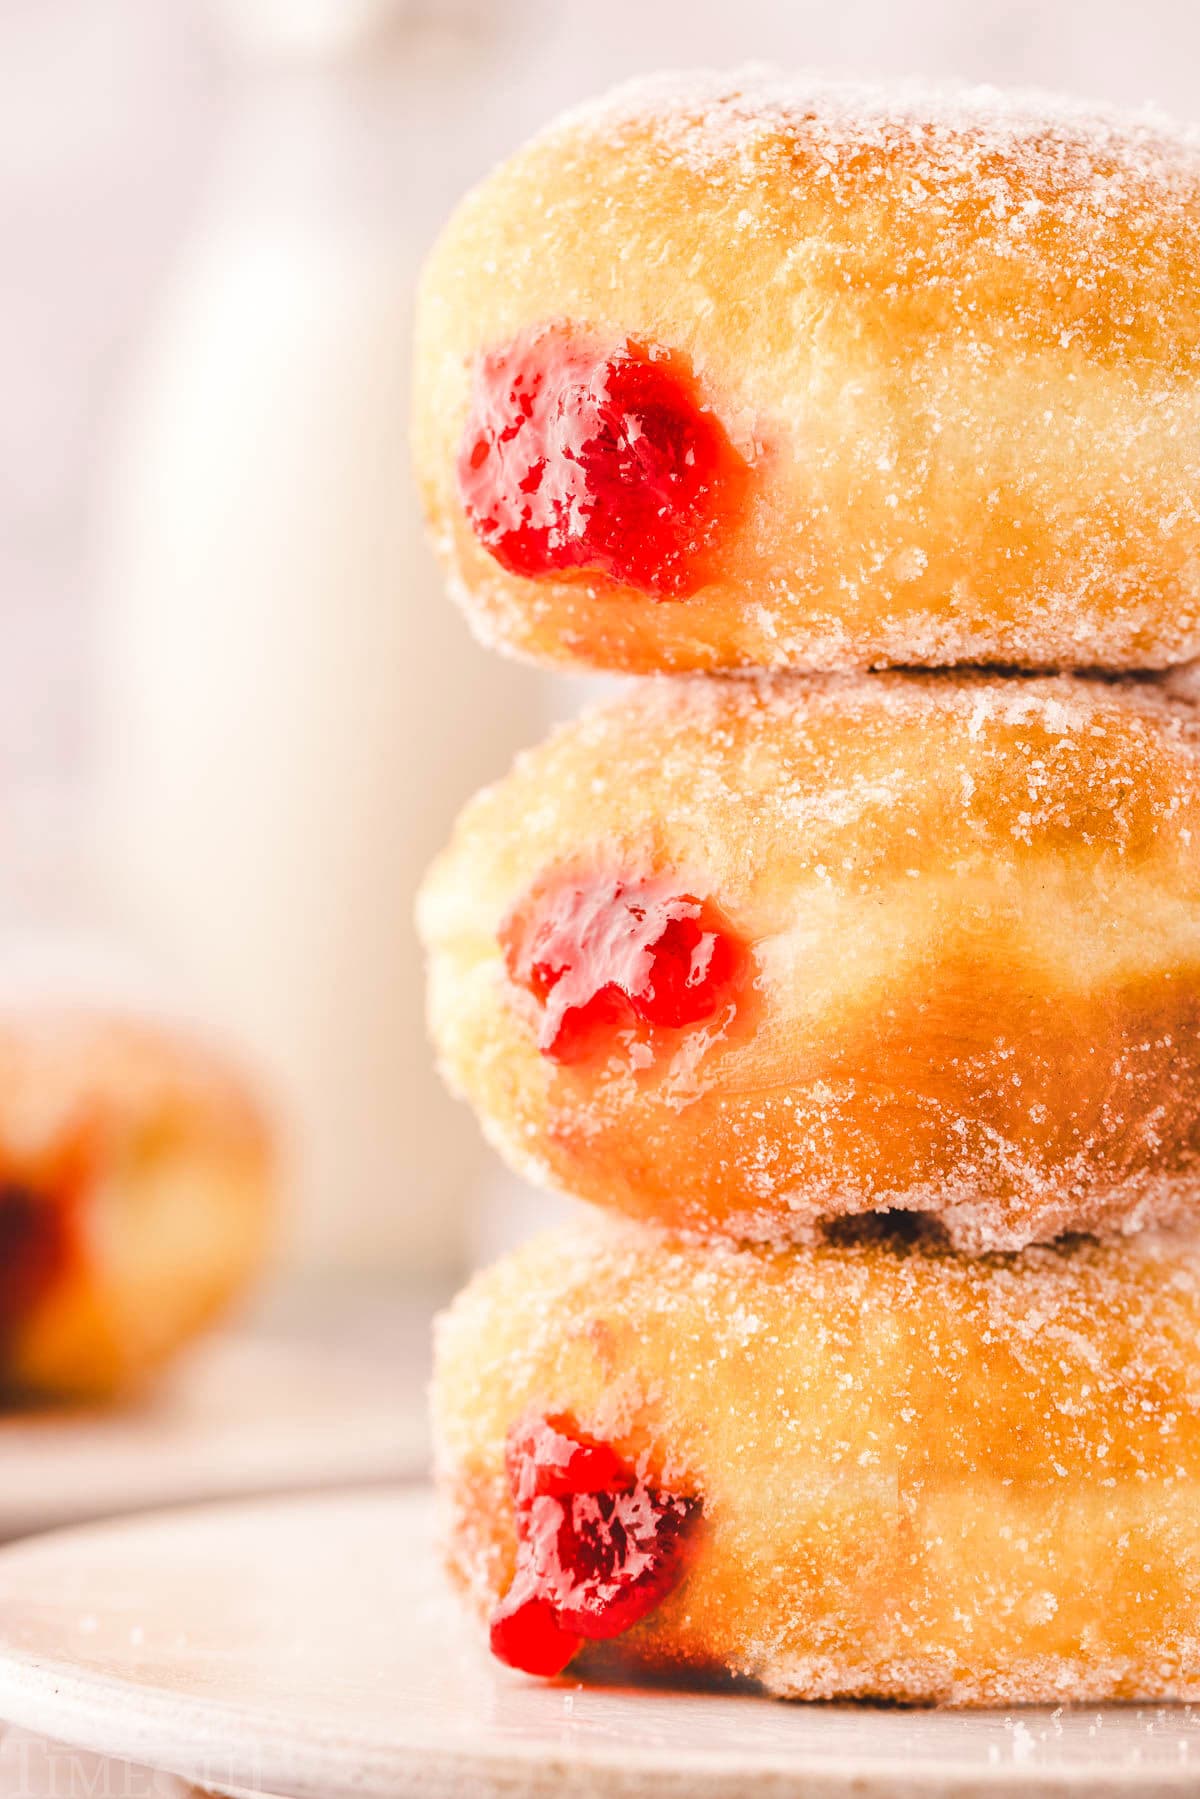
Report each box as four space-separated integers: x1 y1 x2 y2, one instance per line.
0 1010 275 1397
433 1219 1200 1705
415 72 1200 673
419 670 1200 1251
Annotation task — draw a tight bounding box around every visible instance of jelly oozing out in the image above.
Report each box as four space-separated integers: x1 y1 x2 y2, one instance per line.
489 1413 700 1678
501 873 744 1065
457 325 747 599
505 1413 628 1507
0 1185 68 1338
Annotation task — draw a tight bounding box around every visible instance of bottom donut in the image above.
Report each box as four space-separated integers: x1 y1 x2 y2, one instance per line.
433 1217 1200 1706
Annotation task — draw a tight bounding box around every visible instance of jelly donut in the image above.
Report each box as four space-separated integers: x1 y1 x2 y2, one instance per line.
418 670 1200 1253
434 1218 1200 1704
0 1011 275 1397
414 72 1200 673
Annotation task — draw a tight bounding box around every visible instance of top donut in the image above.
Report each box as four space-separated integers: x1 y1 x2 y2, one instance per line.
414 71 1200 674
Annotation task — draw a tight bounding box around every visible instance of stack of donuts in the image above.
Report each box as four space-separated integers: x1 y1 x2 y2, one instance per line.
417 73 1200 1705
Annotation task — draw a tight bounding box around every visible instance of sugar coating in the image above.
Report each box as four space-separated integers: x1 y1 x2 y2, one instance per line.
414 69 1200 673
558 68 1200 179
419 669 1200 1252
434 1218 1200 1704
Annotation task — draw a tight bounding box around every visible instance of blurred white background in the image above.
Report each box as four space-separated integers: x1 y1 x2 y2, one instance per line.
2 0 1197 1285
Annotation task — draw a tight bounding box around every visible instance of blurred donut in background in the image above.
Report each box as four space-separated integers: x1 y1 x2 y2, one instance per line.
0 1011 275 1399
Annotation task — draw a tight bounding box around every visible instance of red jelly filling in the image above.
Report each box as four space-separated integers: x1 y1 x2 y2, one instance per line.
457 325 747 598
501 872 744 1064
0 1185 69 1338
489 1413 700 1678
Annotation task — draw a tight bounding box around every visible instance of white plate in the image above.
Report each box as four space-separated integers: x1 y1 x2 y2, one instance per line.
0 1724 195 1799
0 1490 1198 1797
0 1336 425 1540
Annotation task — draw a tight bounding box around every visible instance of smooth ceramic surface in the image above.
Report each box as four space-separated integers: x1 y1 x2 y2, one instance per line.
0 1490 1197 1797
0 1337 425 1540
0 1724 196 1799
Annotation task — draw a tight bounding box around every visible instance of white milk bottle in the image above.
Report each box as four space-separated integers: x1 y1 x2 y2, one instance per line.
94 2 542 1277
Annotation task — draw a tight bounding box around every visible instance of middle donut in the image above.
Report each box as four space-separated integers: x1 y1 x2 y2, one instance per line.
419 670 1200 1253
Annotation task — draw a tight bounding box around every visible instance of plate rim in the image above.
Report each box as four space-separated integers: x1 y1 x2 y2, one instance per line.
0 1487 1195 1799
